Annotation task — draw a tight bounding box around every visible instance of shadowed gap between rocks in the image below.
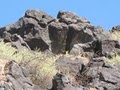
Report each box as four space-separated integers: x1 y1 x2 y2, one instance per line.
26 38 49 51
65 29 75 52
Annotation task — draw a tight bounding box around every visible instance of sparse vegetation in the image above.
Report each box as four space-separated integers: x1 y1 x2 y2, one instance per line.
107 54 120 68
109 31 120 68
111 31 120 40
0 42 59 89
0 42 90 88
103 30 120 69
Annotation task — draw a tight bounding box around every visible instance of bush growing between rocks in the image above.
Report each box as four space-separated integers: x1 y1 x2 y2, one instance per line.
109 31 120 67
0 42 90 88
0 42 59 89
107 54 120 68
111 31 120 40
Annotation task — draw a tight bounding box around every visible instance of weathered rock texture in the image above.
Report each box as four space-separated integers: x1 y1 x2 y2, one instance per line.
0 9 120 90
1 9 119 57
53 57 120 90
0 60 40 90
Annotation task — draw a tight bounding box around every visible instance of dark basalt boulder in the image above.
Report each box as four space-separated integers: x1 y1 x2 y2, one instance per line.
0 9 119 57
4 34 30 51
69 43 94 58
93 39 120 57
55 56 87 75
52 56 120 90
25 9 54 28
57 11 90 25
0 60 40 90
1 9 120 90
53 56 90 90
57 11 112 57
51 73 87 90
0 10 53 51
82 58 120 90
48 21 68 54
67 24 112 57
111 25 120 32
67 24 94 51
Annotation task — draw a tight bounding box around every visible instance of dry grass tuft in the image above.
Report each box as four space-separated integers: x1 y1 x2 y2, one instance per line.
111 31 120 40
107 54 120 68
0 42 90 89
0 42 59 89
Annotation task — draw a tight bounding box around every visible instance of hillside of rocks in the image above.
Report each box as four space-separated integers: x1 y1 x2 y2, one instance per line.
0 9 120 90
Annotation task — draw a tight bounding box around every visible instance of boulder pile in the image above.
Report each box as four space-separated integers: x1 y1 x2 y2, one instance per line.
0 9 120 90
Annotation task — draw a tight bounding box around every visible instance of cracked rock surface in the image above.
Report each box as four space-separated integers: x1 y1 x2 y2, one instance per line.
0 9 120 90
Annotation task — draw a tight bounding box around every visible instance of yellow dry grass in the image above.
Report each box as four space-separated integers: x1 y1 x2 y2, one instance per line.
107 54 120 68
111 31 120 40
0 42 90 89
0 42 59 88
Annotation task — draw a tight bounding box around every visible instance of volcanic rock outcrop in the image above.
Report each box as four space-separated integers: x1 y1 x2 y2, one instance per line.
1 9 119 57
0 9 120 90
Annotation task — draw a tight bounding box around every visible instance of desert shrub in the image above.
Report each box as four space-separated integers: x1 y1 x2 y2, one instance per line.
0 42 17 61
107 54 120 68
111 31 120 40
21 52 59 89
0 42 59 89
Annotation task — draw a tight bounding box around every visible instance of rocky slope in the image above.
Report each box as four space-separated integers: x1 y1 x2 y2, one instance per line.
0 9 120 90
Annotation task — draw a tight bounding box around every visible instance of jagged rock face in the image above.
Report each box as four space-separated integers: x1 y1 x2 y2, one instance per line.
0 9 53 51
92 39 120 57
51 73 87 90
57 11 90 24
111 25 120 32
1 9 120 90
0 9 116 56
52 57 120 90
83 58 120 89
55 56 89 75
0 57 120 90
49 22 68 54
67 24 94 52
0 60 40 90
